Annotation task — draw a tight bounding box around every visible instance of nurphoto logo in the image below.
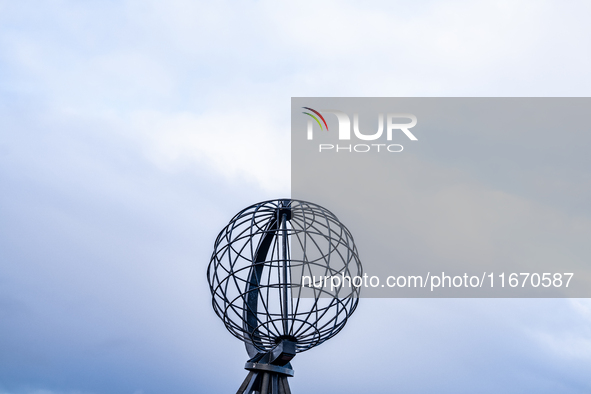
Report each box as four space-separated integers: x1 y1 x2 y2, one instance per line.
302 107 418 153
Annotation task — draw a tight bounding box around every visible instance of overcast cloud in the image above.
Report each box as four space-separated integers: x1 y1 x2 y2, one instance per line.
1 1 591 393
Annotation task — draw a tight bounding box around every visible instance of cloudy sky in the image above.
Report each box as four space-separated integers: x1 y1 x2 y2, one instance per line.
1 1 591 393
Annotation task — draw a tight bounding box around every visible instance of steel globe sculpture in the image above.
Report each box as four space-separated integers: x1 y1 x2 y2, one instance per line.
208 199 362 394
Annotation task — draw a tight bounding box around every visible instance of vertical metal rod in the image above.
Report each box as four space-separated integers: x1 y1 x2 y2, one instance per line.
277 376 286 394
281 212 289 334
260 372 270 394
282 376 292 394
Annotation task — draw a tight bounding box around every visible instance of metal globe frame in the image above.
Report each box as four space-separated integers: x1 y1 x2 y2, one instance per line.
208 199 362 394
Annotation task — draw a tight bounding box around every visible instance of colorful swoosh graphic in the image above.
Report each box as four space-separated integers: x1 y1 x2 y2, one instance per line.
302 107 329 131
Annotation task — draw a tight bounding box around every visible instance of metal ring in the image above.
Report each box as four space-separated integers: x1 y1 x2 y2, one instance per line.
245 362 295 377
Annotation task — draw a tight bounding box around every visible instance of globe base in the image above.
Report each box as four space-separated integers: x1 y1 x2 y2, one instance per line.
238 363 293 394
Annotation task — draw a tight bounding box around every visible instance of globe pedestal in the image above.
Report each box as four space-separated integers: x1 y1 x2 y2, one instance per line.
237 338 295 394
238 363 294 394
237 369 292 394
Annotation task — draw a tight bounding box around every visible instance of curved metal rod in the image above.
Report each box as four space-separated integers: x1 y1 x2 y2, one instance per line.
244 216 279 355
